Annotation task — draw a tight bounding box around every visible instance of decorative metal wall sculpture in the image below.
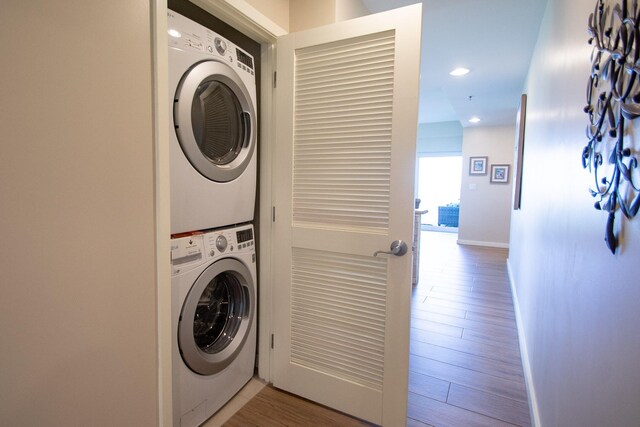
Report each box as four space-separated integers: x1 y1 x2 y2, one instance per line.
585 0 640 254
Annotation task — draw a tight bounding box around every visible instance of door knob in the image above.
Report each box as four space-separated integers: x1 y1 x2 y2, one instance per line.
373 240 408 257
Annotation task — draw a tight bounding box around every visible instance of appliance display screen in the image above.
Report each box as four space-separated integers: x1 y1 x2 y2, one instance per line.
236 49 254 70
236 228 253 243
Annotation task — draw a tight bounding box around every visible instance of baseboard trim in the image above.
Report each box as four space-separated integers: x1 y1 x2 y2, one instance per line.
507 258 541 427
456 239 509 249
421 224 458 233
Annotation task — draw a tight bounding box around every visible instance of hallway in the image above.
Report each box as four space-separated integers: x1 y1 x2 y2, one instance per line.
221 231 532 426
408 231 530 426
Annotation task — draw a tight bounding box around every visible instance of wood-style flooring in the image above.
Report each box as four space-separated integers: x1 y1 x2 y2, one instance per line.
224 231 531 426
409 231 530 427
224 385 374 426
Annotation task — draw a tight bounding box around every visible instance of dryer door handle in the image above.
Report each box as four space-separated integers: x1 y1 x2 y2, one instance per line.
242 111 251 148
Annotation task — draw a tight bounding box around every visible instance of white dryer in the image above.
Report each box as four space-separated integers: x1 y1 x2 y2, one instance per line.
171 224 257 427
168 11 257 234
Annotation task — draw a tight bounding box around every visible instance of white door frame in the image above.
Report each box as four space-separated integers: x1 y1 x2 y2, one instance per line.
151 2 172 426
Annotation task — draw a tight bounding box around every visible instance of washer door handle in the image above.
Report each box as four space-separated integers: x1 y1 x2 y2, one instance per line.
242 111 251 148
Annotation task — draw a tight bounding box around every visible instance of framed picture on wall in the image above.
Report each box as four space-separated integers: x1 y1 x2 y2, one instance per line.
491 164 510 183
469 156 488 175
513 94 527 209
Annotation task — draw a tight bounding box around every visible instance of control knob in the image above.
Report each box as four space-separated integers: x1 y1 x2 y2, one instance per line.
216 235 228 252
214 37 227 55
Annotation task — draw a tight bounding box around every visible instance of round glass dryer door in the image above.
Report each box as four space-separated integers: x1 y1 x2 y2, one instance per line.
174 60 256 182
178 258 255 375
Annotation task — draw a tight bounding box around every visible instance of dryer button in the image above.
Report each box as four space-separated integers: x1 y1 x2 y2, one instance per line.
216 235 227 252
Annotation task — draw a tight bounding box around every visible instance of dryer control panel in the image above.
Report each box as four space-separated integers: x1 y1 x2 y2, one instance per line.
167 10 255 78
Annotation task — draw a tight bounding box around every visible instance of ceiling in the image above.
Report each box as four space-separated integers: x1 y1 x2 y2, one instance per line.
361 0 548 127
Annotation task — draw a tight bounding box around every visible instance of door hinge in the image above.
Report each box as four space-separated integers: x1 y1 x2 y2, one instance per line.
270 333 275 349
273 71 277 88
272 206 276 222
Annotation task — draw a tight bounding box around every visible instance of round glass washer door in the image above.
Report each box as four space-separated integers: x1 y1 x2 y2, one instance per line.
174 60 256 183
178 258 255 375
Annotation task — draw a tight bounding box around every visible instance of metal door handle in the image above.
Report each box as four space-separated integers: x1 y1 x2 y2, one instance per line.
373 240 408 257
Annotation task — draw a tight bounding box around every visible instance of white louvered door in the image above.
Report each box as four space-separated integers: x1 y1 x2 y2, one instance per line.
272 4 422 426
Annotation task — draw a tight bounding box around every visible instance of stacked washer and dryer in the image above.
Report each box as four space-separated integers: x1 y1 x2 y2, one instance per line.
168 10 258 427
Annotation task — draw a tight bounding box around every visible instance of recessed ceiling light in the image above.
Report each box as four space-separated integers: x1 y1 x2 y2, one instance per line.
450 67 470 76
469 117 481 123
168 29 182 38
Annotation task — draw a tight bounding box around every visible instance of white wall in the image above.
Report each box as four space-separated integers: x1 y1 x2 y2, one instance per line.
458 125 515 247
335 0 369 21
290 0 369 32
244 0 290 31
416 121 463 156
0 2 159 425
509 0 640 425
290 0 336 32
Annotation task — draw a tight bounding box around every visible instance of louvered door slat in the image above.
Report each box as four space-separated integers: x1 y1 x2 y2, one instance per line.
290 247 387 390
292 31 395 232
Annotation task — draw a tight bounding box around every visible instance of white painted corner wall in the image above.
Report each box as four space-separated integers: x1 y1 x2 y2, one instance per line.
509 0 640 425
335 0 370 22
458 125 516 247
289 0 370 32
243 0 290 31
1 2 160 425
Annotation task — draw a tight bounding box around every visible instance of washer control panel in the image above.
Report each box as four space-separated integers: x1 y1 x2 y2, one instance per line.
167 10 255 78
171 225 255 275
202 225 254 260
171 235 204 274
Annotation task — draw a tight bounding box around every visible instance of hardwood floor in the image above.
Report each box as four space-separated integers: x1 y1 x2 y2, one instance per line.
224 386 374 426
224 231 531 426
409 231 531 427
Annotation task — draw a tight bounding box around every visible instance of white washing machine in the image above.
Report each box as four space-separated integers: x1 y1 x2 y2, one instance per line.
168 10 257 234
171 223 257 427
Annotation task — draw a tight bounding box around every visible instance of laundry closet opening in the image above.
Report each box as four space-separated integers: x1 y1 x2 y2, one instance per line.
167 1 263 426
